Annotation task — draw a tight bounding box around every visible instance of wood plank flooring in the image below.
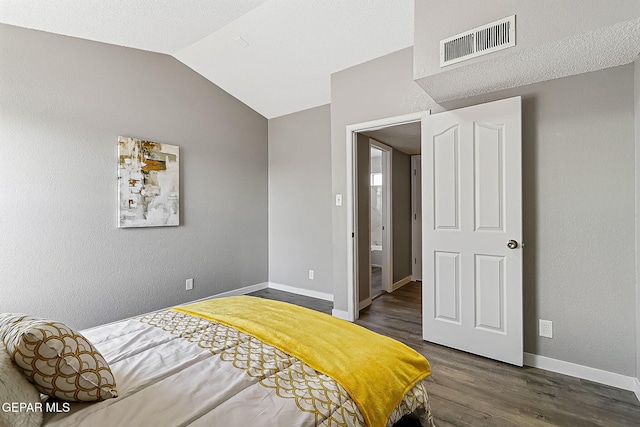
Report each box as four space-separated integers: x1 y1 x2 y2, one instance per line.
372 266 382 298
250 283 640 426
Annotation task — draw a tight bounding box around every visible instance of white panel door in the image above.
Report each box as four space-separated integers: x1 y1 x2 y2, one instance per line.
422 96 522 366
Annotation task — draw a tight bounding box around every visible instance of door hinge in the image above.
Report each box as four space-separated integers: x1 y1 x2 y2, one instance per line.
352 232 355 238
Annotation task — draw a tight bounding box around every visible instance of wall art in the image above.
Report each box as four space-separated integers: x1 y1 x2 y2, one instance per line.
118 136 179 227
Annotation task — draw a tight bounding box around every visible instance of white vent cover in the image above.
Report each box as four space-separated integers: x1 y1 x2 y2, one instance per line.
440 15 516 67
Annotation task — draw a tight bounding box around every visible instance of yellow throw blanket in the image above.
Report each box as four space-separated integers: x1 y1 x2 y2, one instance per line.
173 296 430 427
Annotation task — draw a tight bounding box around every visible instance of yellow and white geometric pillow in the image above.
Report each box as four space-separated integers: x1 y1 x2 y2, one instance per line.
0 314 117 402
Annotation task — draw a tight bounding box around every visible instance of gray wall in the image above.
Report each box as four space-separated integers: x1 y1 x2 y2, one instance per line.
331 48 432 316
267 105 333 295
356 134 371 304
330 46 636 376
0 24 268 330
392 149 412 283
460 66 634 376
413 0 640 80
635 59 640 383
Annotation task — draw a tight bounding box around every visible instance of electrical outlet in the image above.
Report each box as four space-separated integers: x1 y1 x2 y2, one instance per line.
539 319 553 338
308 270 314 280
186 278 194 291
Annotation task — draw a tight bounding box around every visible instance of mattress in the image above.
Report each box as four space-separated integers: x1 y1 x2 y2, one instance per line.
42 298 435 427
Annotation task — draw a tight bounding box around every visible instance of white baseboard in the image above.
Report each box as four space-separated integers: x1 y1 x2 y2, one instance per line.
359 297 372 310
332 309 350 321
524 352 637 393
165 282 270 308
391 275 412 292
81 282 270 332
267 282 333 302
198 282 269 301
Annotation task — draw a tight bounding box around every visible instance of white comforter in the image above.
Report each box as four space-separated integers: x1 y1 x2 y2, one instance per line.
43 310 433 427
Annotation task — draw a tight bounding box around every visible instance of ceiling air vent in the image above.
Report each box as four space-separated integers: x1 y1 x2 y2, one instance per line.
440 15 516 67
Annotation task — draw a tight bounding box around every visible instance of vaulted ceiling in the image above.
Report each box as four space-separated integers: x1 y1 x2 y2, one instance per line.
0 0 415 118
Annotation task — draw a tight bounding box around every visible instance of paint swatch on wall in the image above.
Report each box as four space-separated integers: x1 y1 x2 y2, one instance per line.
118 136 179 228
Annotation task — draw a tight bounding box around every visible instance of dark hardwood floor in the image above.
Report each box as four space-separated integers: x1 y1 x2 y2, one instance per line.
249 283 640 426
371 266 382 298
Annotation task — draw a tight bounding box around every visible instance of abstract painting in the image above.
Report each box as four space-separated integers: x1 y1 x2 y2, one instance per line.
118 136 179 228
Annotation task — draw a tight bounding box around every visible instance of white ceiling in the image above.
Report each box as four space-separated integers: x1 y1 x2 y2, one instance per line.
0 0 415 118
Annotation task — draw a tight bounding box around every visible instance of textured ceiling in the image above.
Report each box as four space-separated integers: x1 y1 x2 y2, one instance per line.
416 18 640 103
0 0 414 118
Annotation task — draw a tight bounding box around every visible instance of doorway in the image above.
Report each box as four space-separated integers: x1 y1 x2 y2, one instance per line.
370 145 383 299
355 136 392 310
369 141 392 301
347 111 428 319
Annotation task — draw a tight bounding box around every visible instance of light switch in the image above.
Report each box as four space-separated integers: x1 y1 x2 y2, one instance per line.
336 194 343 206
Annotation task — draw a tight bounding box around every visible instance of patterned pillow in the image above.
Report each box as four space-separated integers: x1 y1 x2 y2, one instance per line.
0 340 43 427
0 314 118 402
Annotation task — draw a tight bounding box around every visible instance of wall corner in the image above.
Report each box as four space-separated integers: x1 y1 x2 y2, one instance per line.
634 57 640 391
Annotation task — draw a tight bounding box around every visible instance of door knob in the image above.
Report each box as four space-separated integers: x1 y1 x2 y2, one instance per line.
507 240 518 249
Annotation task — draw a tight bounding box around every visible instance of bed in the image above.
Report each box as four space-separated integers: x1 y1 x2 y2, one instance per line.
1 296 434 427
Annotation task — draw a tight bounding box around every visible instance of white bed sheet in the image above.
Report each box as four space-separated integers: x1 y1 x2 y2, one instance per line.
43 310 433 427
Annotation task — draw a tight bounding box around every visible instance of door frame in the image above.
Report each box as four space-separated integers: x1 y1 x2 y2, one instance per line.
411 154 422 281
345 111 430 321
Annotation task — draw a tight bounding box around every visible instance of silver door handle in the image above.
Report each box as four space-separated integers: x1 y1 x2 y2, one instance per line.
507 240 518 249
